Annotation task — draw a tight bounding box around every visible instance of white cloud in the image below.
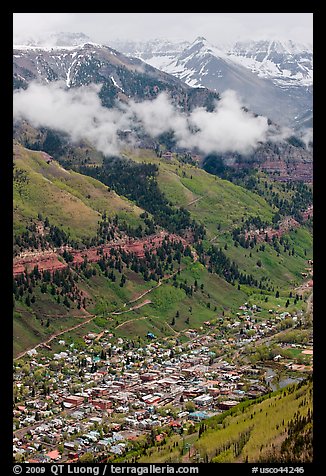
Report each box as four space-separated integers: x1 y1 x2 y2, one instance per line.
128 92 189 140
183 90 269 154
13 81 129 156
301 127 313 148
13 82 272 156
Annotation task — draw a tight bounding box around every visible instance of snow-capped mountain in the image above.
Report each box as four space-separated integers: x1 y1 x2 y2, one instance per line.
12 38 313 182
109 38 191 64
13 42 218 112
228 39 313 89
115 36 313 129
115 36 313 89
13 31 93 48
15 33 312 123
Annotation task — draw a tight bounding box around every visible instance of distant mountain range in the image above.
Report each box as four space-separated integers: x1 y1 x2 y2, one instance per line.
13 37 313 182
110 36 313 129
13 31 93 48
228 39 313 88
13 32 313 130
13 41 218 112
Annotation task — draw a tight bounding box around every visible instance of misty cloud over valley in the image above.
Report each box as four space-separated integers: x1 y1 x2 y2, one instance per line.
14 81 283 157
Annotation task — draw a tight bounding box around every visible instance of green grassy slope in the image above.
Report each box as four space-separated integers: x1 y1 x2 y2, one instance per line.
215 227 312 290
113 258 246 339
196 381 312 463
136 379 312 463
13 143 146 240
13 307 87 357
123 148 312 290
13 263 156 357
124 149 275 236
13 254 245 356
13 145 313 355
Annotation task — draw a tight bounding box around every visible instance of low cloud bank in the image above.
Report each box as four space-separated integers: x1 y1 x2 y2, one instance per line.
13 81 281 156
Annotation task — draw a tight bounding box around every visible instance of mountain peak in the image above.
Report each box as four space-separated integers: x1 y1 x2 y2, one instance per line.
120 36 312 128
194 36 207 42
192 36 210 48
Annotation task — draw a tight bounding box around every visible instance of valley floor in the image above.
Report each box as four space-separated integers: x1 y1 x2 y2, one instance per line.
13 276 313 463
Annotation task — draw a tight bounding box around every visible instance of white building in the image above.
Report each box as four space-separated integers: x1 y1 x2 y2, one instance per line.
193 394 213 406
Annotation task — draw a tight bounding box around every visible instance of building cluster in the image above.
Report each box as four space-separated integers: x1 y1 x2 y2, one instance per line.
13 301 312 463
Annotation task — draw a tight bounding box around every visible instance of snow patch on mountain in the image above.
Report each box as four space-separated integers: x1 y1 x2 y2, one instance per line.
117 36 313 90
227 39 313 88
117 36 312 127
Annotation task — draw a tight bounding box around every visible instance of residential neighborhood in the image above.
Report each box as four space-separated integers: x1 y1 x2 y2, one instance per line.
13 300 312 463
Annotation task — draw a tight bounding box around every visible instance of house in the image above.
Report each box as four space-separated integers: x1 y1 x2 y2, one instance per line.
134 409 149 420
71 411 84 420
91 387 109 397
109 444 124 455
140 373 157 382
157 377 179 387
89 417 102 424
246 390 263 399
207 387 220 397
53 352 68 360
168 420 181 429
97 438 111 449
182 368 197 377
193 394 213 406
27 349 38 357
142 394 161 405
63 395 84 407
64 442 77 451
204 379 220 388
46 450 61 461
125 417 139 428
218 400 239 411
90 399 112 411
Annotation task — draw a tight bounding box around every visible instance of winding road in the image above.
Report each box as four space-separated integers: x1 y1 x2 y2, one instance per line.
15 312 96 360
14 269 181 360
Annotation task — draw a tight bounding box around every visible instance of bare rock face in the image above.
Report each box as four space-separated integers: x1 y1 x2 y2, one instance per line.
205 141 313 183
251 142 313 183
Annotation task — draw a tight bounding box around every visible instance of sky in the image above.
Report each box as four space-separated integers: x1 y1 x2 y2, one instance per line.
12 12 313 46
